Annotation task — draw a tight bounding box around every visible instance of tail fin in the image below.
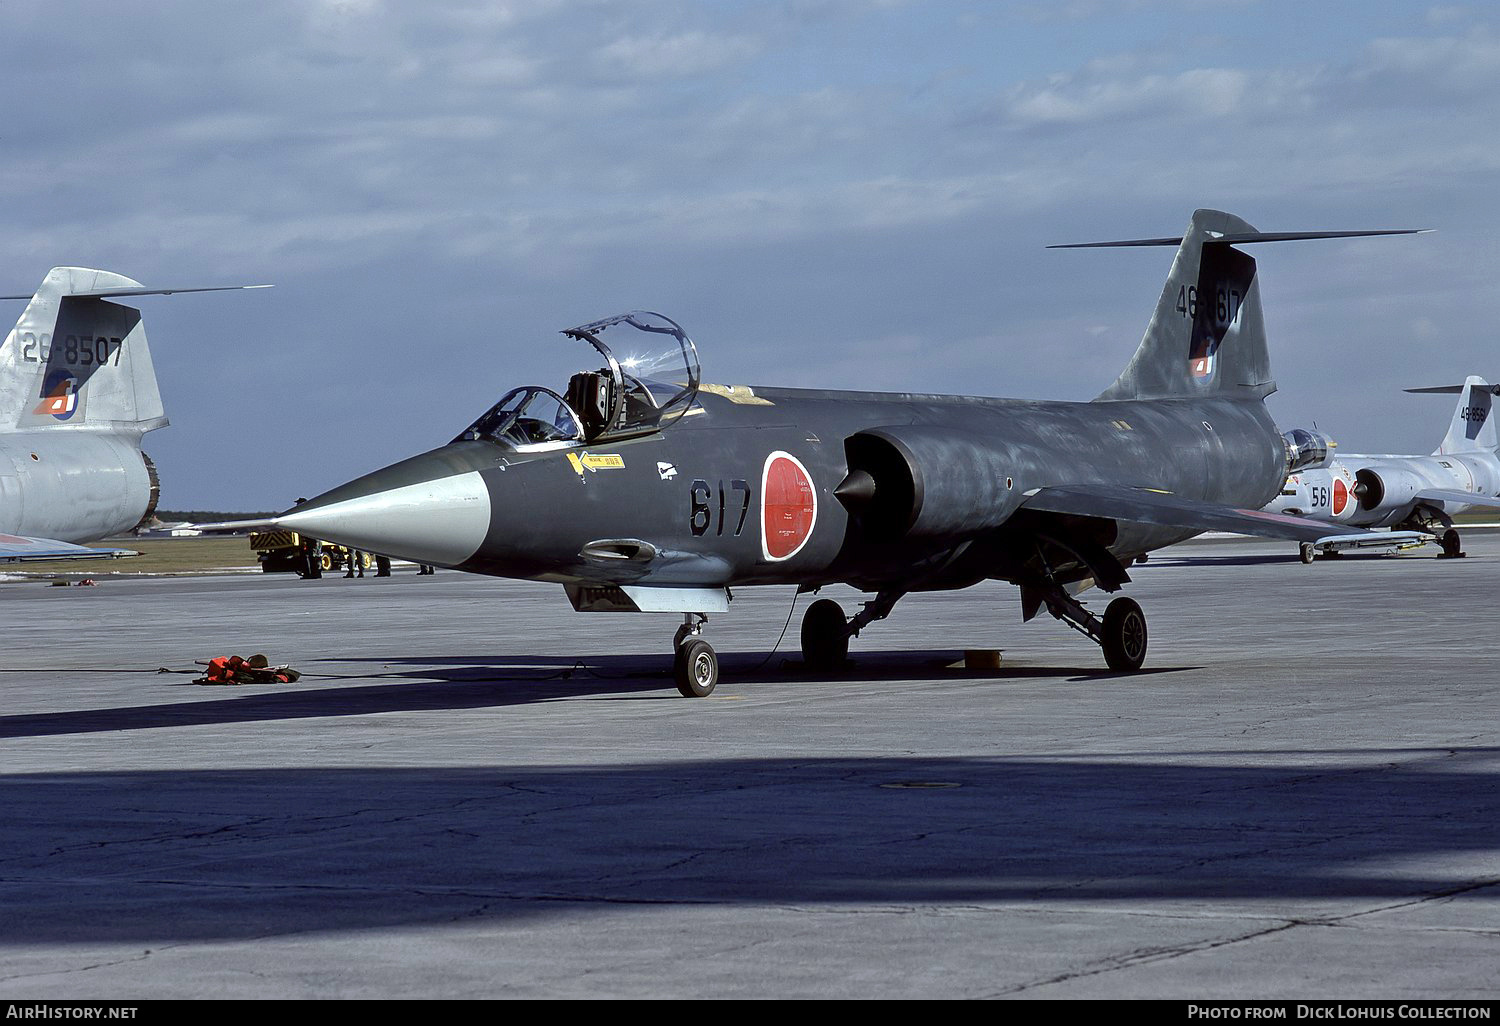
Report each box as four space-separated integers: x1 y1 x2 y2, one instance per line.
0 268 166 436
0 268 267 437
1055 209 1427 402
1406 377 1500 454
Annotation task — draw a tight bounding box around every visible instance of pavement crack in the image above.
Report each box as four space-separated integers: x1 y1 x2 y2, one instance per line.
992 919 1303 997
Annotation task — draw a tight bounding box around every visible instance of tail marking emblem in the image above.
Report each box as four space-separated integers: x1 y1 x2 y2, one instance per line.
33 371 79 419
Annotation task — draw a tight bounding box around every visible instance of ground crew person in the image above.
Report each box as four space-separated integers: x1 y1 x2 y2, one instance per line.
293 499 323 579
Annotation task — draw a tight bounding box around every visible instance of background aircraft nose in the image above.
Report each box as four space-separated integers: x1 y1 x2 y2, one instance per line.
274 453 493 567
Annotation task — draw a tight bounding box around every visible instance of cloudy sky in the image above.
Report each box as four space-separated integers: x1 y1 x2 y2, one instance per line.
2 0 1496 511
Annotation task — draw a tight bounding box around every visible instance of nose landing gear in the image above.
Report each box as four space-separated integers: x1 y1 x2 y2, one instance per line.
673 613 719 697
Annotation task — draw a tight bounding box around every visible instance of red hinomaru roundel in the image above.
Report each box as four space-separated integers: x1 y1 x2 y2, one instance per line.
761 451 817 561
1332 476 1350 516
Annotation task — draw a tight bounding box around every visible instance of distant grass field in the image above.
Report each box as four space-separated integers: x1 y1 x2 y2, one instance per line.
2 536 265 577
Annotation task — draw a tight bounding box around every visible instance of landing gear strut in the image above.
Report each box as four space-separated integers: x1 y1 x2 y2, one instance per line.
1021 535 1148 672
799 589 905 671
1024 582 1149 672
673 613 718 697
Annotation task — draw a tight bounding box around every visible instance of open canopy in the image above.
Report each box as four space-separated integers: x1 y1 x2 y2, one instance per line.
455 311 700 449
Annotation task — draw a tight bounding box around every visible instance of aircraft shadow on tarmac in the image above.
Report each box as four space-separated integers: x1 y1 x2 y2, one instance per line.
0 653 1201 739
3 749 1498 945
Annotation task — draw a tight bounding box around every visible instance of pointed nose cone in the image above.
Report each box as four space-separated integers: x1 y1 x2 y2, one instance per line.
274 448 493 567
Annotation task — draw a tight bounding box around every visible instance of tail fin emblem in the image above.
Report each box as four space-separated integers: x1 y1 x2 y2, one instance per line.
33 371 79 419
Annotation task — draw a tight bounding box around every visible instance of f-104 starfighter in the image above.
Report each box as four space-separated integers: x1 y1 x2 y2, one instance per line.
237 209 1425 696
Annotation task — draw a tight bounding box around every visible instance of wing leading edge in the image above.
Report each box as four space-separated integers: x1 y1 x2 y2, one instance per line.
1021 485 1416 546
1415 488 1500 510
0 535 136 562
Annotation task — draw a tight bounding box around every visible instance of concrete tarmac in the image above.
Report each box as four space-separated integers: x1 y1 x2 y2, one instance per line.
1 533 1497 999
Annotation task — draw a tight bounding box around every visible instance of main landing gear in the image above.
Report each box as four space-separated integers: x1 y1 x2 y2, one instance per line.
673 613 719 697
799 576 1149 674
1016 535 1148 672
1408 511 1464 559
1439 528 1465 559
799 589 904 672
1023 583 1148 672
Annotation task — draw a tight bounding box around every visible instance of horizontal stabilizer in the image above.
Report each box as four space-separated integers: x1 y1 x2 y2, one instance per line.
1050 229 1430 249
1406 384 1500 395
0 536 137 562
1022 484 1395 545
189 518 278 533
0 283 271 301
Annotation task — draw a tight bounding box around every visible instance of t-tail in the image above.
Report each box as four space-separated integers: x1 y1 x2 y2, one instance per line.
0 268 268 550
1052 209 1428 402
1 267 185 437
1406 376 1500 455
1 268 269 437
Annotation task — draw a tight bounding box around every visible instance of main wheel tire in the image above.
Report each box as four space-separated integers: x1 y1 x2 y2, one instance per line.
1101 597 1148 672
1299 543 1316 565
675 638 719 698
1441 529 1463 559
800 599 849 671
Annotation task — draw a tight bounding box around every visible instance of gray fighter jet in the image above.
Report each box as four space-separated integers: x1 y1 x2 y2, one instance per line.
1269 377 1500 561
242 209 1424 695
0 268 264 560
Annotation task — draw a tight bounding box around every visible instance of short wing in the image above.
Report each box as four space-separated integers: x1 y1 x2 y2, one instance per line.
1416 488 1500 510
189 518 279 532
0 536 136 562
1022 485 1386 545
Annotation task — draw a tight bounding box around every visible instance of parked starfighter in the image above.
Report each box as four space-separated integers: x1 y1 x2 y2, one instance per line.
1268 377 1500 561
0 268 265 560
248 210 1425 695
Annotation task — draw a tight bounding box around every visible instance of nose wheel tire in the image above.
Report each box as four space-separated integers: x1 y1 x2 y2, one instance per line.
674 638 719 697
1299 543 1316 565
800 599 850 671
1101 597 1148 672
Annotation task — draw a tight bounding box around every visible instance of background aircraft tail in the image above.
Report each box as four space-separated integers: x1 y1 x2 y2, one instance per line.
0 267 167 436
1406 377 1500 455
1057 209 1425 403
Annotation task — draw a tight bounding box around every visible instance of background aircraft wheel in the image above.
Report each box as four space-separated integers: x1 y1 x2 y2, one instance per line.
1101 597 1148 672
675 639 718 698
1299 543 1315 564
800 599 849 671
1441 529 1464 559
